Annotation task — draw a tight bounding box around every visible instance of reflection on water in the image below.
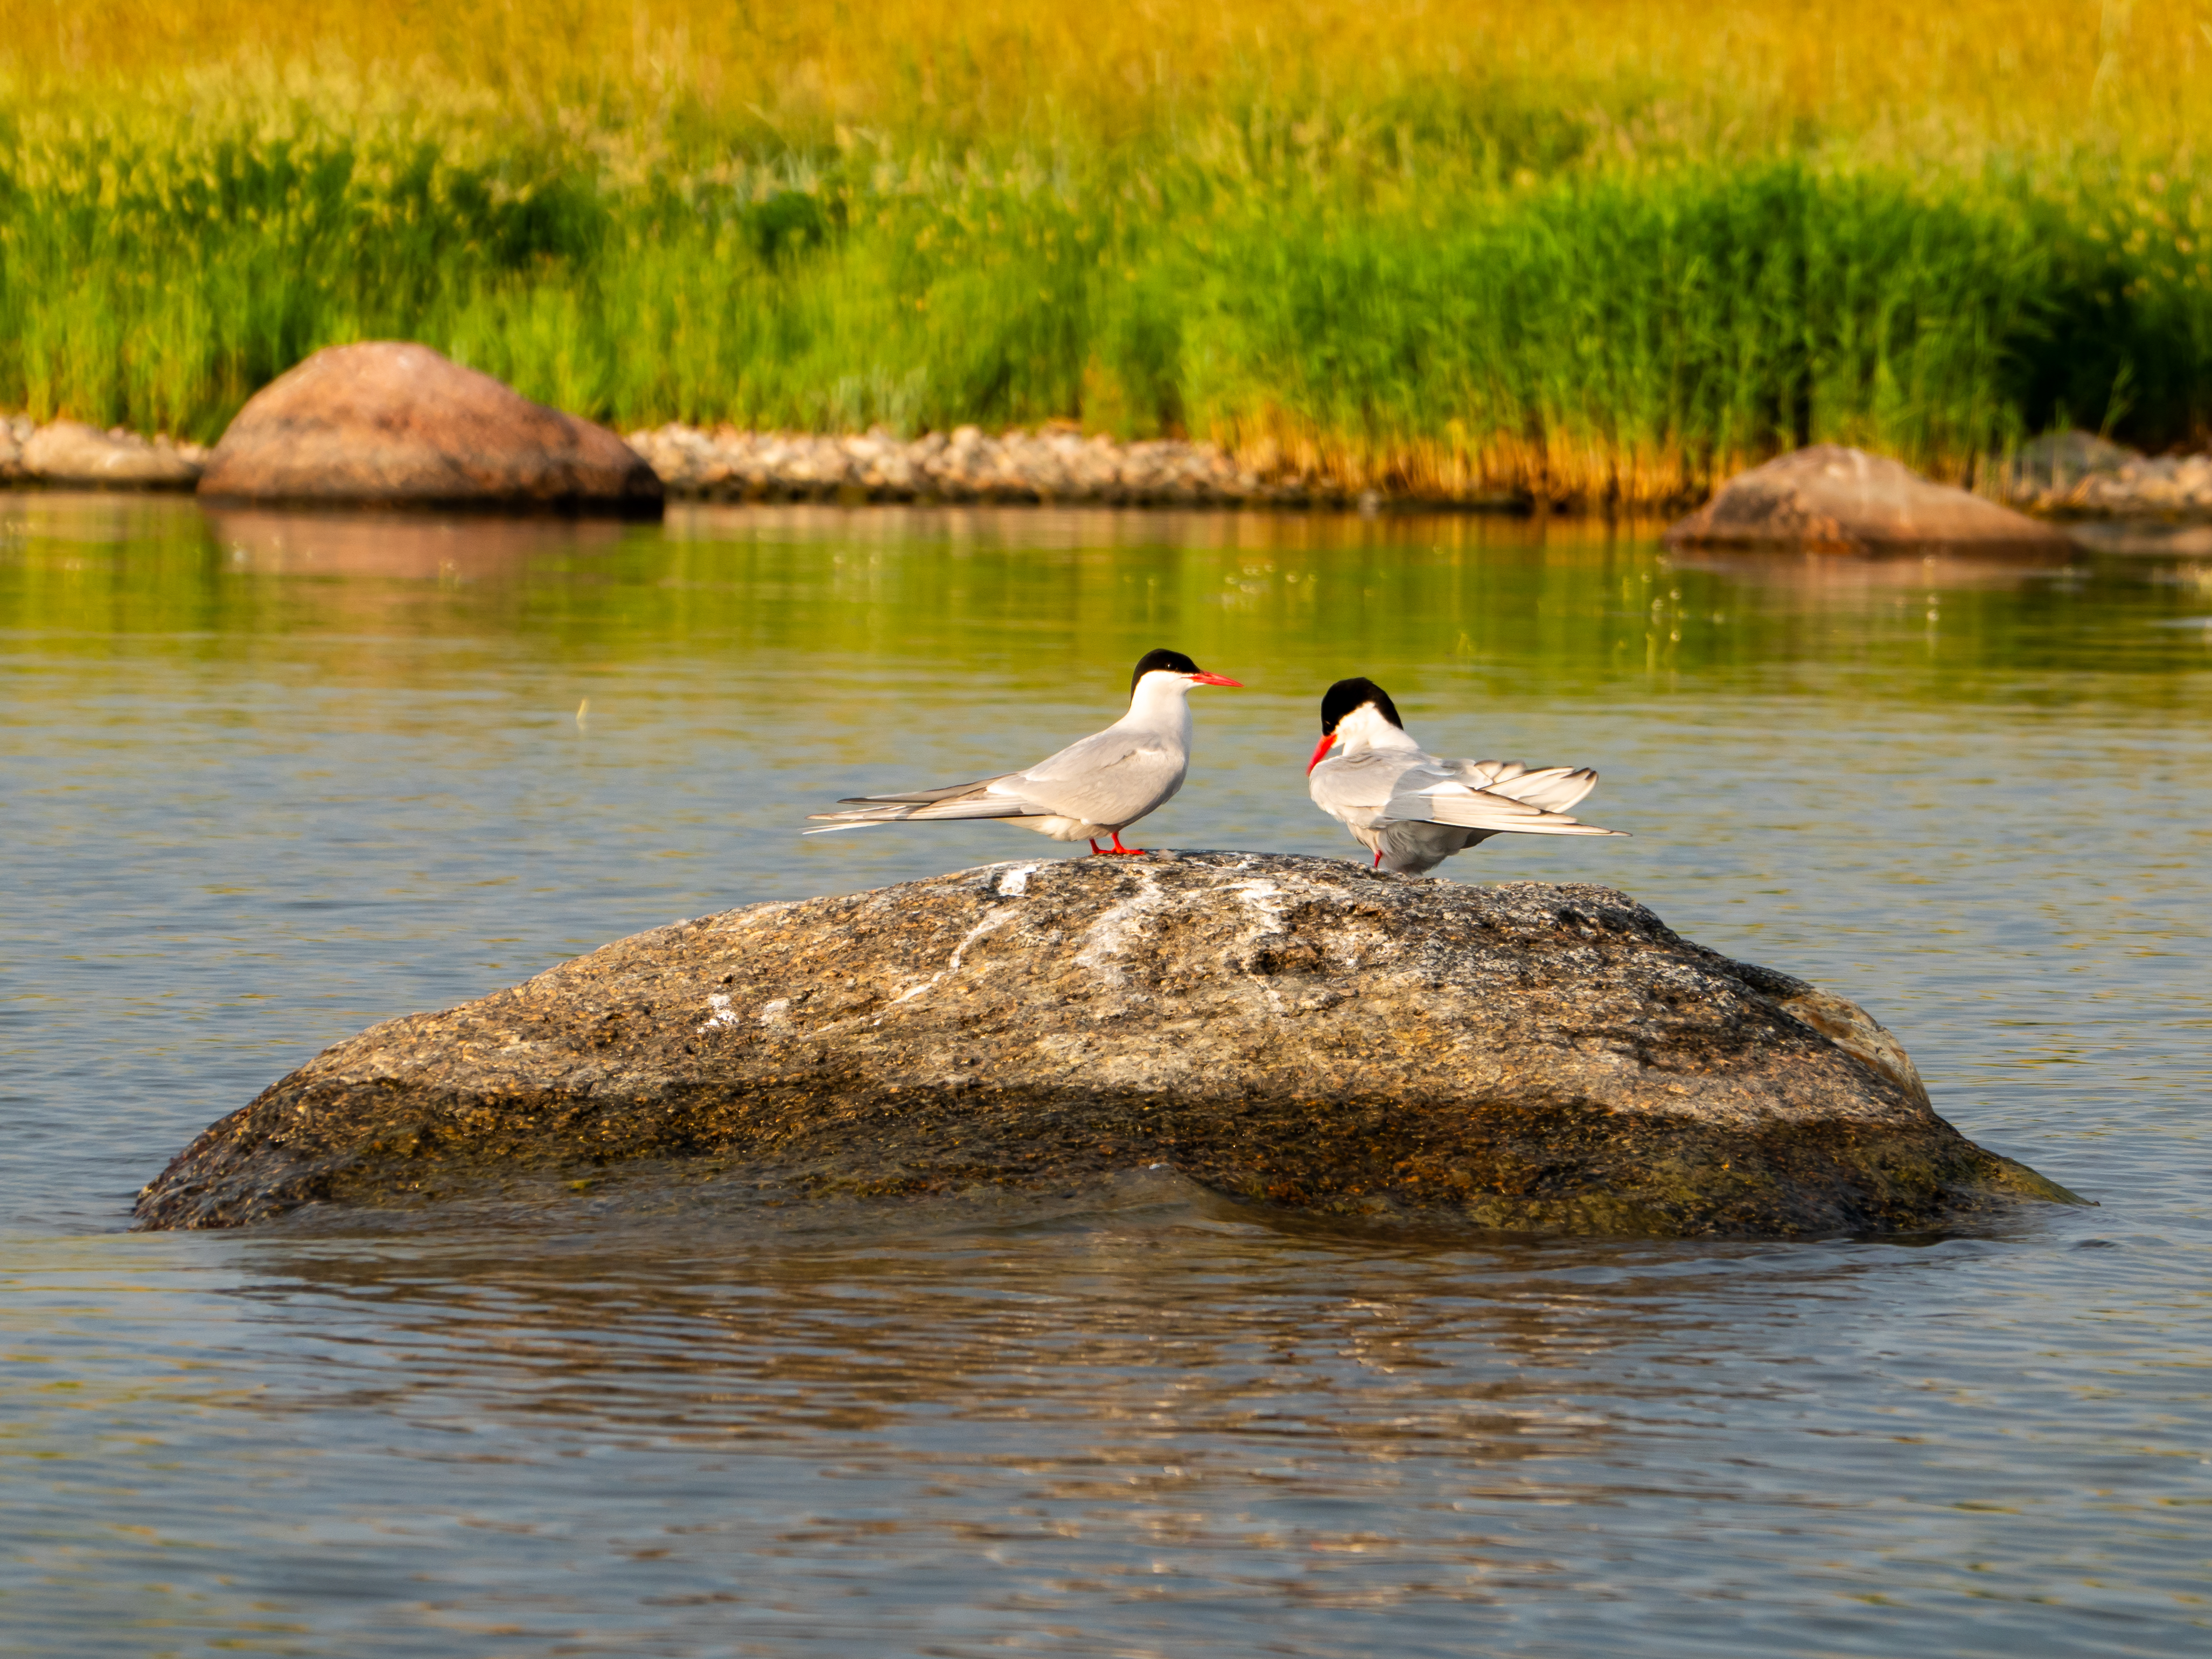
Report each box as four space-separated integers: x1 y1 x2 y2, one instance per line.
206 507 630 578
3 493 2209 1656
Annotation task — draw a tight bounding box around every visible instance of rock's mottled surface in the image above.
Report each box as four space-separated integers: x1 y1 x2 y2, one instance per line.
1667 445 2071 549
196 343 662 514
135 853 2076 1237
10 420 205 487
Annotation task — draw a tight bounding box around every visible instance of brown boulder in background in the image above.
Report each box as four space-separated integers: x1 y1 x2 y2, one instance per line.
197 342 662 515
1665 445 2070 549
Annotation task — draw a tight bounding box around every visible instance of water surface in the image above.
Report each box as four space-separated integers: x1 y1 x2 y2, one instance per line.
4 494 2209 1656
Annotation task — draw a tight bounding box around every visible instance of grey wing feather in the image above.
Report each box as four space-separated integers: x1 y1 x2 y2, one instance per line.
1387 764 1622 838
1015 727 1186 825
806 728 1183 832
1445 758 1599 813
806 771 1048 828
1308 748 1407 819
831 776 1016 806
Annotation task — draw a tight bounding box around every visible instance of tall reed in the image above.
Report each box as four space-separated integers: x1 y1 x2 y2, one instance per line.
2 2 2207 503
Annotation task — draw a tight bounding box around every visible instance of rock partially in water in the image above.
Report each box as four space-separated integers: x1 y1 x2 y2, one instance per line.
196 342 662 515
2004 429 2144 497
1667 445 2070 549
1987 430 2212 520
2067 519 2212 557
134 853 2078 1236
18 421 205 488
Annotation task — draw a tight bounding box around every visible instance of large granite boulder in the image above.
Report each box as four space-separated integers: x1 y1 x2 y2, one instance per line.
134 853 2078 1236
197 342 662 515
20 421 204 488
1666 445 2070 549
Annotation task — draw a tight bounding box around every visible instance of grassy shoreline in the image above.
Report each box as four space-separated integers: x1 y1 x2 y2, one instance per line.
4 2 2209 507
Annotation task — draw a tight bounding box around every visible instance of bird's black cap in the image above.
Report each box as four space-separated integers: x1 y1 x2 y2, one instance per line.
1320 677 1403 734
1131 648 1204 690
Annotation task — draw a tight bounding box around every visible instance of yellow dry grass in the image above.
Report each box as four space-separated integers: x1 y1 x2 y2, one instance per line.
6 0 2206 167
4 2 2208 500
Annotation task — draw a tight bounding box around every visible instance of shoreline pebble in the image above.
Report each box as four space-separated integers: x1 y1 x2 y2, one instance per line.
621 422 1366 507
1990 430 2212 518
6 410 2209 519
1 415 209 489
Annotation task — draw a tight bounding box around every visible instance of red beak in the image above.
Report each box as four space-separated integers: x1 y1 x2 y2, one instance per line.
1190 673 1243 687
1307 731 1337 774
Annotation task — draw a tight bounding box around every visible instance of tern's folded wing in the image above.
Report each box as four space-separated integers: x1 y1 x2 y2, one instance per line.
1309 748 1422 819
1443 758 1599 813
805 724 1185 830
1014 729 1187 826
1387 774 1623 837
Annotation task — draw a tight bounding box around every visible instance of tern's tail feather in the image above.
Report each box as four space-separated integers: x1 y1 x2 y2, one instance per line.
1454 817 1625 837
805 773 1042 830
1392 779 1623 838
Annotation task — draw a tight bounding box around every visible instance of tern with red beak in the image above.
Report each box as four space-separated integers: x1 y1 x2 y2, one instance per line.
1307 677 1624 873
806 649 1242 855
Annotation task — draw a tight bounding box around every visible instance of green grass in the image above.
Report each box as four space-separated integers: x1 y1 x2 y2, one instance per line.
3 9 2210 505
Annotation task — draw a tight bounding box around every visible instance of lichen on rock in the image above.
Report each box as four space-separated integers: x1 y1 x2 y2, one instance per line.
134 852 2082 1236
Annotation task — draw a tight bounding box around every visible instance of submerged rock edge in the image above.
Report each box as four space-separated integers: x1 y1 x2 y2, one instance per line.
133 853 2083 1237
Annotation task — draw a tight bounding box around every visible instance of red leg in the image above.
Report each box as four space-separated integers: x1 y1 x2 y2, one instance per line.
1087 838 1105 855
1101 830 1148 855
1372 849 1384 868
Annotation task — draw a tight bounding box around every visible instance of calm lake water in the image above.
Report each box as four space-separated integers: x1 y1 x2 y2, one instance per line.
4 492 2210 1657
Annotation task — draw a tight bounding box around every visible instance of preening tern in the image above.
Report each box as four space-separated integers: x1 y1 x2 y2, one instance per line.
1307 677 1623 874
807 649 1242 855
